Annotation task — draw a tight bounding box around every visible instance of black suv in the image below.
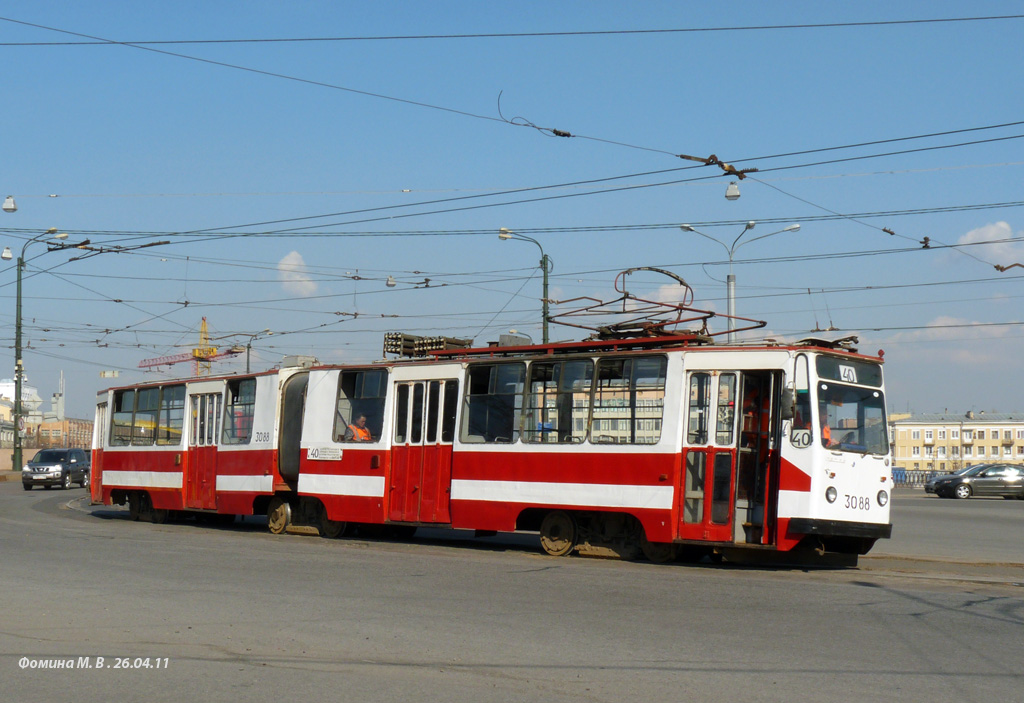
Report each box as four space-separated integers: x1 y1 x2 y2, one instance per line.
22 448 91 491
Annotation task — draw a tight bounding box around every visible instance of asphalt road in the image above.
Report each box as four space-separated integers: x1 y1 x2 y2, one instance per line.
1 482 1021 703
870 490 1023 562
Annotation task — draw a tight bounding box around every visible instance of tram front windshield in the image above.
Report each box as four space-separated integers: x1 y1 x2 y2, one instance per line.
818 382 888 455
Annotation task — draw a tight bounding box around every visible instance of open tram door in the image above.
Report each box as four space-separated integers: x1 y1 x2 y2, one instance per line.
278 372 309 489
387 366 460 524
678 370 782 546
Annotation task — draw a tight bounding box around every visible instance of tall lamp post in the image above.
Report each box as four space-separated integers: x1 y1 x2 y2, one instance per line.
2 227 77 472
680 221 801 342
498 228 552 344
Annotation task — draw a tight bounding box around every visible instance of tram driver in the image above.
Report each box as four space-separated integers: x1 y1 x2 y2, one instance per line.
345 414 372 442
819 402 835 448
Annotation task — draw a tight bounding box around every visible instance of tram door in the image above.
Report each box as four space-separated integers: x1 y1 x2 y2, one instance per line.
278 373 309 486
733 372 779 545
679 372 738 542
186 390 221 510
677 371 779 544
388 379 459 524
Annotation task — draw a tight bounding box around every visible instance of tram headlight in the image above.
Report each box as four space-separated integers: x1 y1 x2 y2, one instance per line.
877 490 889 507
825 487 837 503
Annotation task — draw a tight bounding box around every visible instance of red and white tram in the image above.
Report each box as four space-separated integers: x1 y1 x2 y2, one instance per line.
91 334 893 564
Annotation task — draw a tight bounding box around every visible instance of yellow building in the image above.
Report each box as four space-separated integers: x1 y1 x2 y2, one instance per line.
890 412 1024 472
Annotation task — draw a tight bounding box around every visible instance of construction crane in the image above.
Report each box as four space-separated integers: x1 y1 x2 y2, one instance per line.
138 317 242 376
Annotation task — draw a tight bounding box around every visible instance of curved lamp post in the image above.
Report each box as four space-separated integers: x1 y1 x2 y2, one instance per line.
2 227 72 472
498 228 552 344
680 221 801 342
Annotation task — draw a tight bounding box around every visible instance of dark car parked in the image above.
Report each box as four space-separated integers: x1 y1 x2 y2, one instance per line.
22 448 91 491
924 464 988 495
929 463 1024 499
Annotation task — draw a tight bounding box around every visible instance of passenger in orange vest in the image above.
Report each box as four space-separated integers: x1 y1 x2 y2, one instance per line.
346 414 372 442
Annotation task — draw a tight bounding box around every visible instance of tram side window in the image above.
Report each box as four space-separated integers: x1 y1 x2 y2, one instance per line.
523 360 593 444
687 373 711 445
334 369 387 443
441 380 458 442
156 385 186 446
786 353 815 450
715 373 738 445
222 378 257 445
132 388 159 446
593 356 667 444
110 389 136 446
462 363 525 443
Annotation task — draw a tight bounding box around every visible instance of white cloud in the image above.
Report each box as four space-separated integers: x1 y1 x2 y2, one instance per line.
648 282 695 307
278 251 318 297
957 221 1024 264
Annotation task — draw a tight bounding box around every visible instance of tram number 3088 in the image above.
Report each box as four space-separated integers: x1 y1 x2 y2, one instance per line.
844 495 871 511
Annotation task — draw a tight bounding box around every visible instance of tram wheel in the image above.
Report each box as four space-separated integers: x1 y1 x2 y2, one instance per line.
150 508 169 524
539 511 577 557
640 534 677 564
321 513 348 539
267 497 292 535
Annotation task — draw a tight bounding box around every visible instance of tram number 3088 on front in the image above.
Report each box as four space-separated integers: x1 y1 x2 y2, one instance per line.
844 495 871 511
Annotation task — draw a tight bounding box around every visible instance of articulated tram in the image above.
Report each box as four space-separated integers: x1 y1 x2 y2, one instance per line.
91 334 893 564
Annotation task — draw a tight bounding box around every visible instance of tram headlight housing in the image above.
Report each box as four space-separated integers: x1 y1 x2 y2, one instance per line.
825 487 837 503
877 490 889 507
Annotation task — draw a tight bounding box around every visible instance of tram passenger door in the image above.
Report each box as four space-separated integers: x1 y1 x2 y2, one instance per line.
734 372 779 545
186 392 221 510
677 371 780 545
92 402 107 503
679 372 737 542
388 379 458 524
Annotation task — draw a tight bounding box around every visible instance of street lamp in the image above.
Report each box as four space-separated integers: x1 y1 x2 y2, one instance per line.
498 228 552 344
4 227 76 472
207 328 275 373
508 329 534 344
680 221 801 342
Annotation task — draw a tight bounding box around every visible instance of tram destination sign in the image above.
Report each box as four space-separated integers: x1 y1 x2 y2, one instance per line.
815 356 882 387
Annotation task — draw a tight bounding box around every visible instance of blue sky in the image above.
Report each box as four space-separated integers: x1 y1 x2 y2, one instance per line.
2 3 1023 419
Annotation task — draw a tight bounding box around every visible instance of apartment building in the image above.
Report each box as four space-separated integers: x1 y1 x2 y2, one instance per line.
34 417 94 450
890 411 1024 472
